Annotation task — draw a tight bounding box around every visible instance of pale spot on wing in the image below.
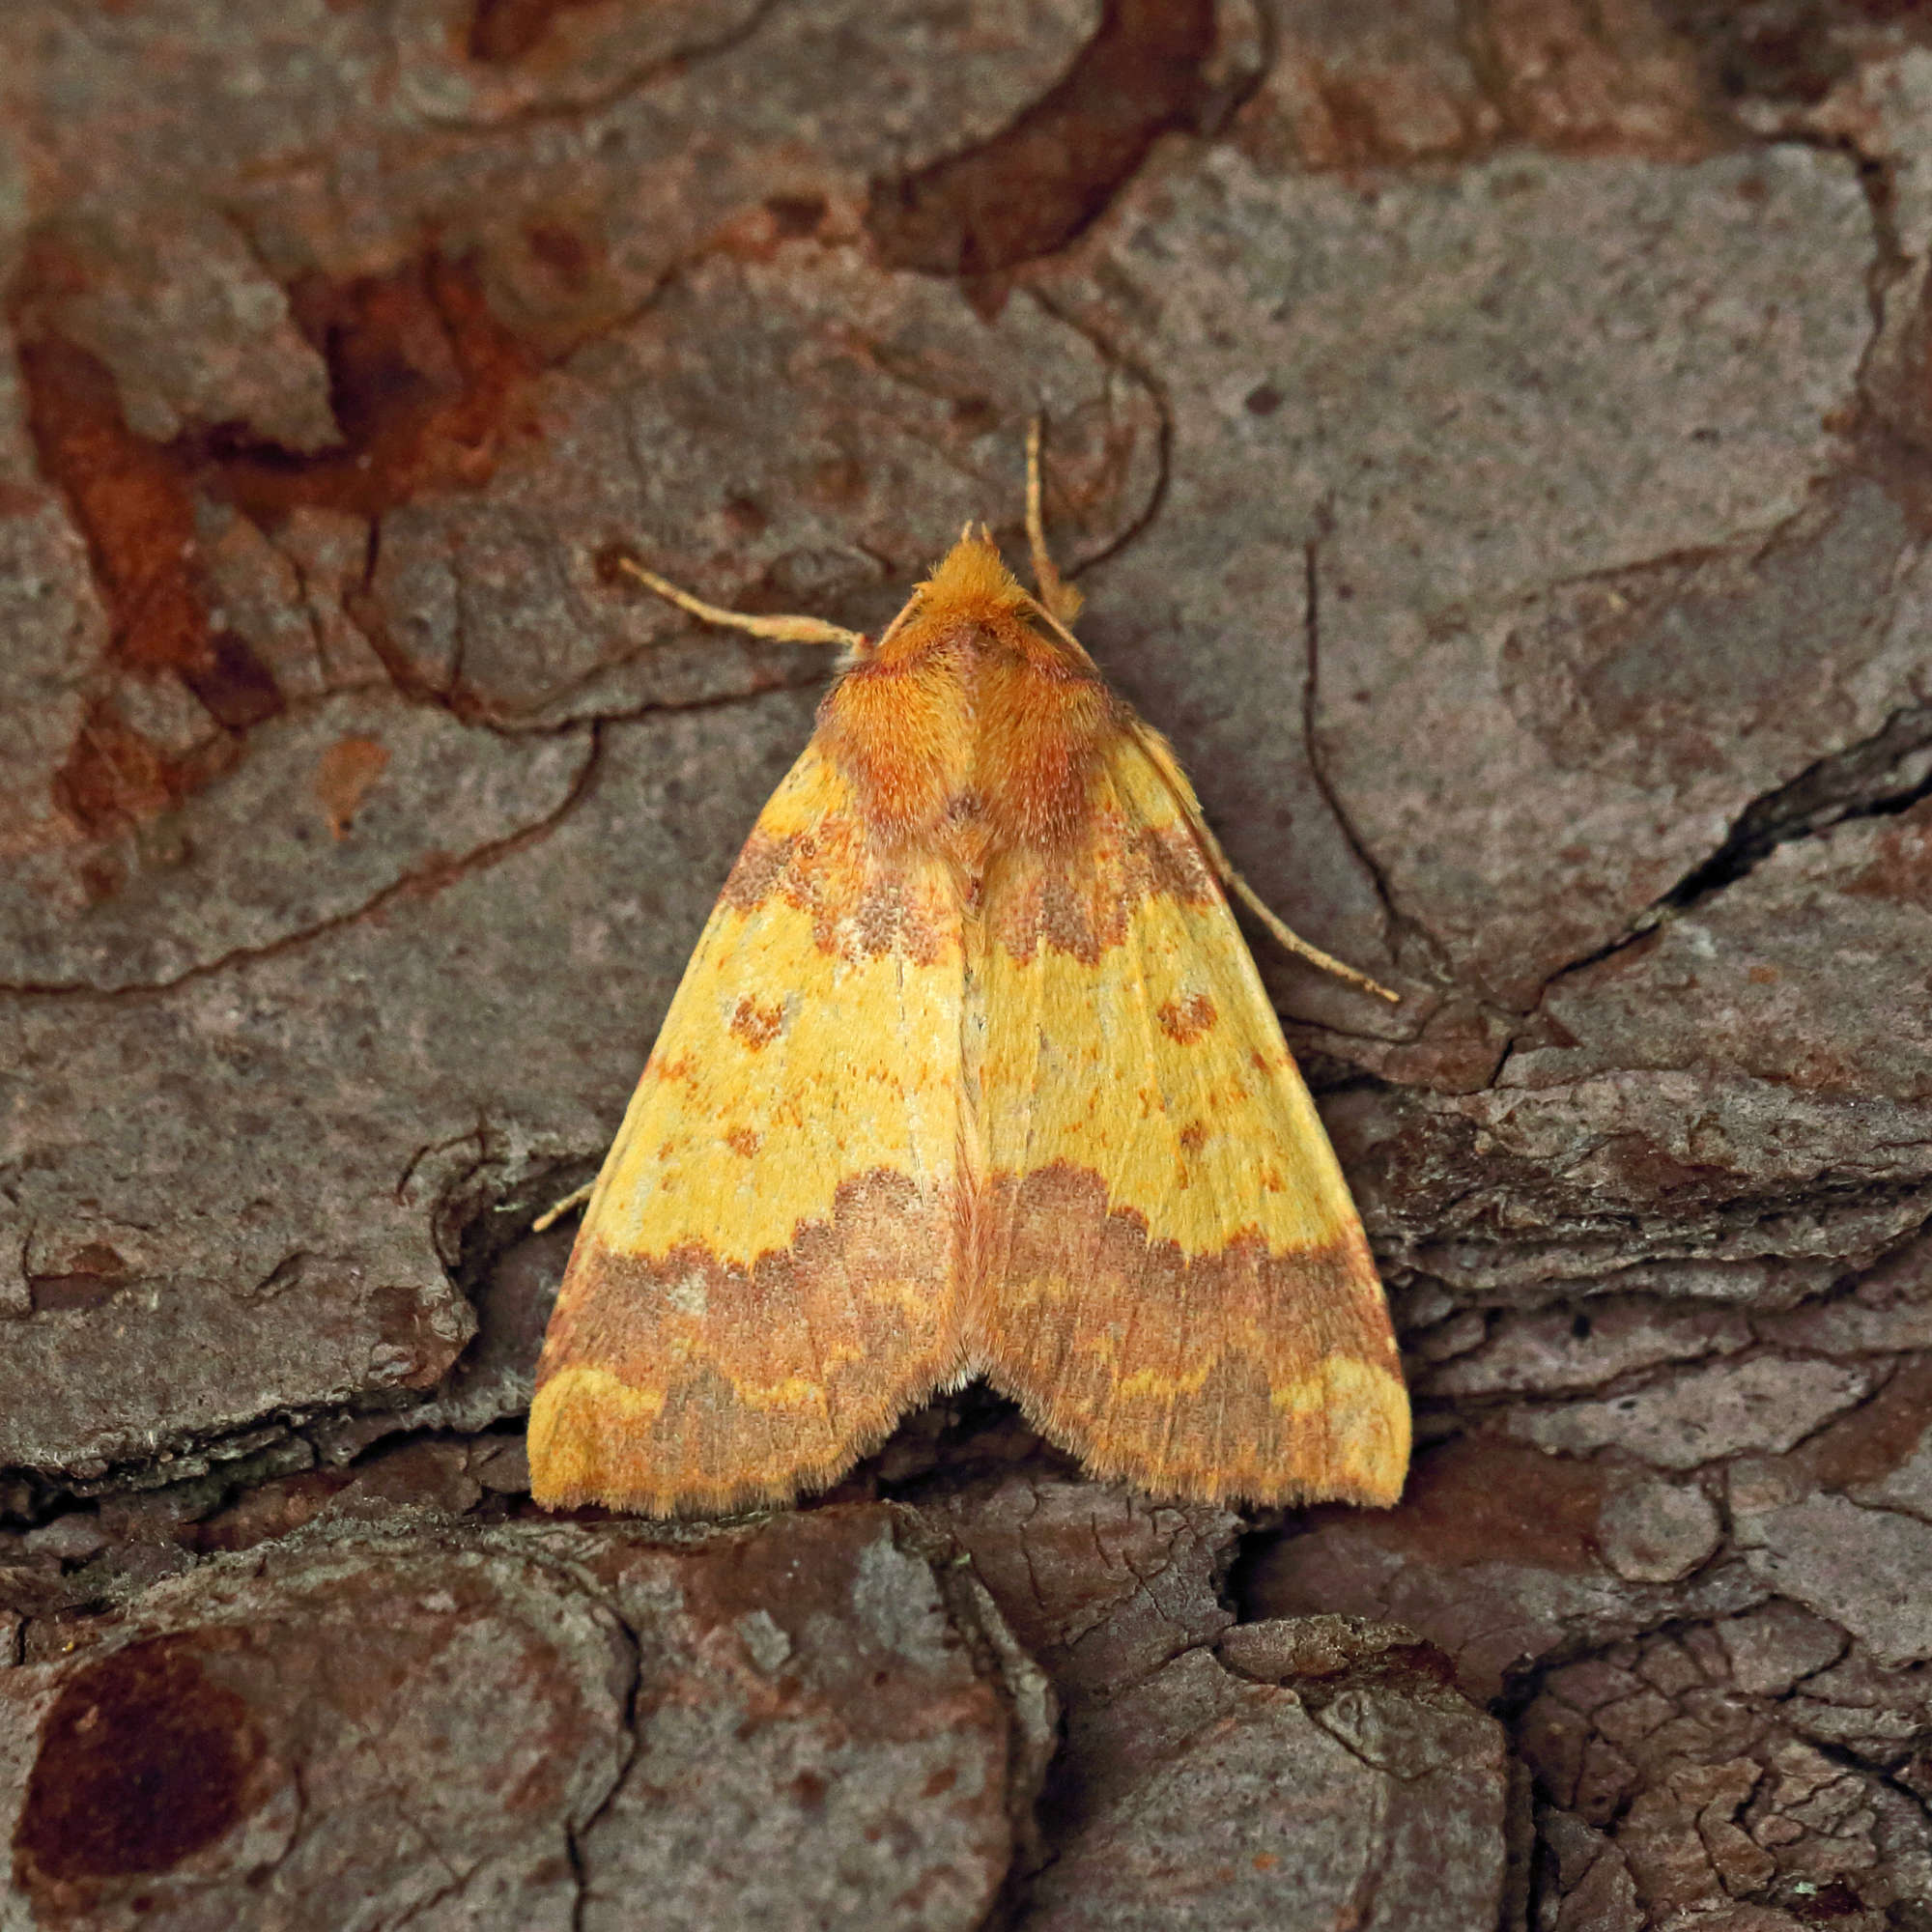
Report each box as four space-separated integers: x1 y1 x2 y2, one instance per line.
666 1271 709 1319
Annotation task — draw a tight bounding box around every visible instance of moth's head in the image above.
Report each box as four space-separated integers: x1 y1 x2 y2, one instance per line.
919 527 1029 620
864 526 1090 671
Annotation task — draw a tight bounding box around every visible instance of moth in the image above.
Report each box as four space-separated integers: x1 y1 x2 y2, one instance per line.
529 429 1410 1515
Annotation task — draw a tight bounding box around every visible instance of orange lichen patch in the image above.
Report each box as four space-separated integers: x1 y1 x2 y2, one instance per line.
314 734 391 840
724 1127 762 1159
207 255 543 528
867 0 1219 277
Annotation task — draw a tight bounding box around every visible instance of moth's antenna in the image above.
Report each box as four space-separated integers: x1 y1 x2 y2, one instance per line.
1026 417 1084 627
615 556 864 652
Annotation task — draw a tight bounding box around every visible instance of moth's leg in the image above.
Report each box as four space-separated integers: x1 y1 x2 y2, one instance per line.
1131 723 1403 1005
532 1180 594 1235
1220 863 1402 1003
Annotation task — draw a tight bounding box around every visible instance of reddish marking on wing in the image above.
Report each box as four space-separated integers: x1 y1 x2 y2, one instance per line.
1157 993 1217 1044
729 996 785 1051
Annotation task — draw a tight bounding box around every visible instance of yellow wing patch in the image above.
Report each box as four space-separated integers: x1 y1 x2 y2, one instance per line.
529 743 968 1516
967 727 1409 1506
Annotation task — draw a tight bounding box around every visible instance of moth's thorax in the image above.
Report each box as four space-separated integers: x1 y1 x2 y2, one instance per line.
816 536 1117 857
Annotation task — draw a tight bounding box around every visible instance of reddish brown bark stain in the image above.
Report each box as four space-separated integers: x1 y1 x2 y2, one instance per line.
1798 1355 1932 1493
1325 1434 1609 1575
1677 0 1919 106
28 1250 127 1312
866 0 1219 277
314 733 392 840
766 194 830 240
1304 74 1407 165
526 221 599 291
14 1636 265 1890
15 329 202 679
208 255 543 528
1845 798 1932 906
681 1512 881 1651
189 1468 358 1554
371 1281 470 1390
1785 1877 1869 1920
12 239 543 838
468 0 608 64
13 241 288 738
50 698 237 840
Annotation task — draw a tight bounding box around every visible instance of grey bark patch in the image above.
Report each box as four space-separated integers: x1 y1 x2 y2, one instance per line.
0 691 592 992
1506 1356 1878 1469
1024 1644 1513 1931
0 1507 1048 1932
1596 1476 1722 1584
1739 1493 1932 1667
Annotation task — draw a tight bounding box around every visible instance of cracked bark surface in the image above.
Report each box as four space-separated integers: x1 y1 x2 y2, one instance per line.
3 0 1932 1926
0 1505 1053 1931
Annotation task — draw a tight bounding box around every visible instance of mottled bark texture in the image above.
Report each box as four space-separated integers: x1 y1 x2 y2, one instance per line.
2 1 1931 1926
